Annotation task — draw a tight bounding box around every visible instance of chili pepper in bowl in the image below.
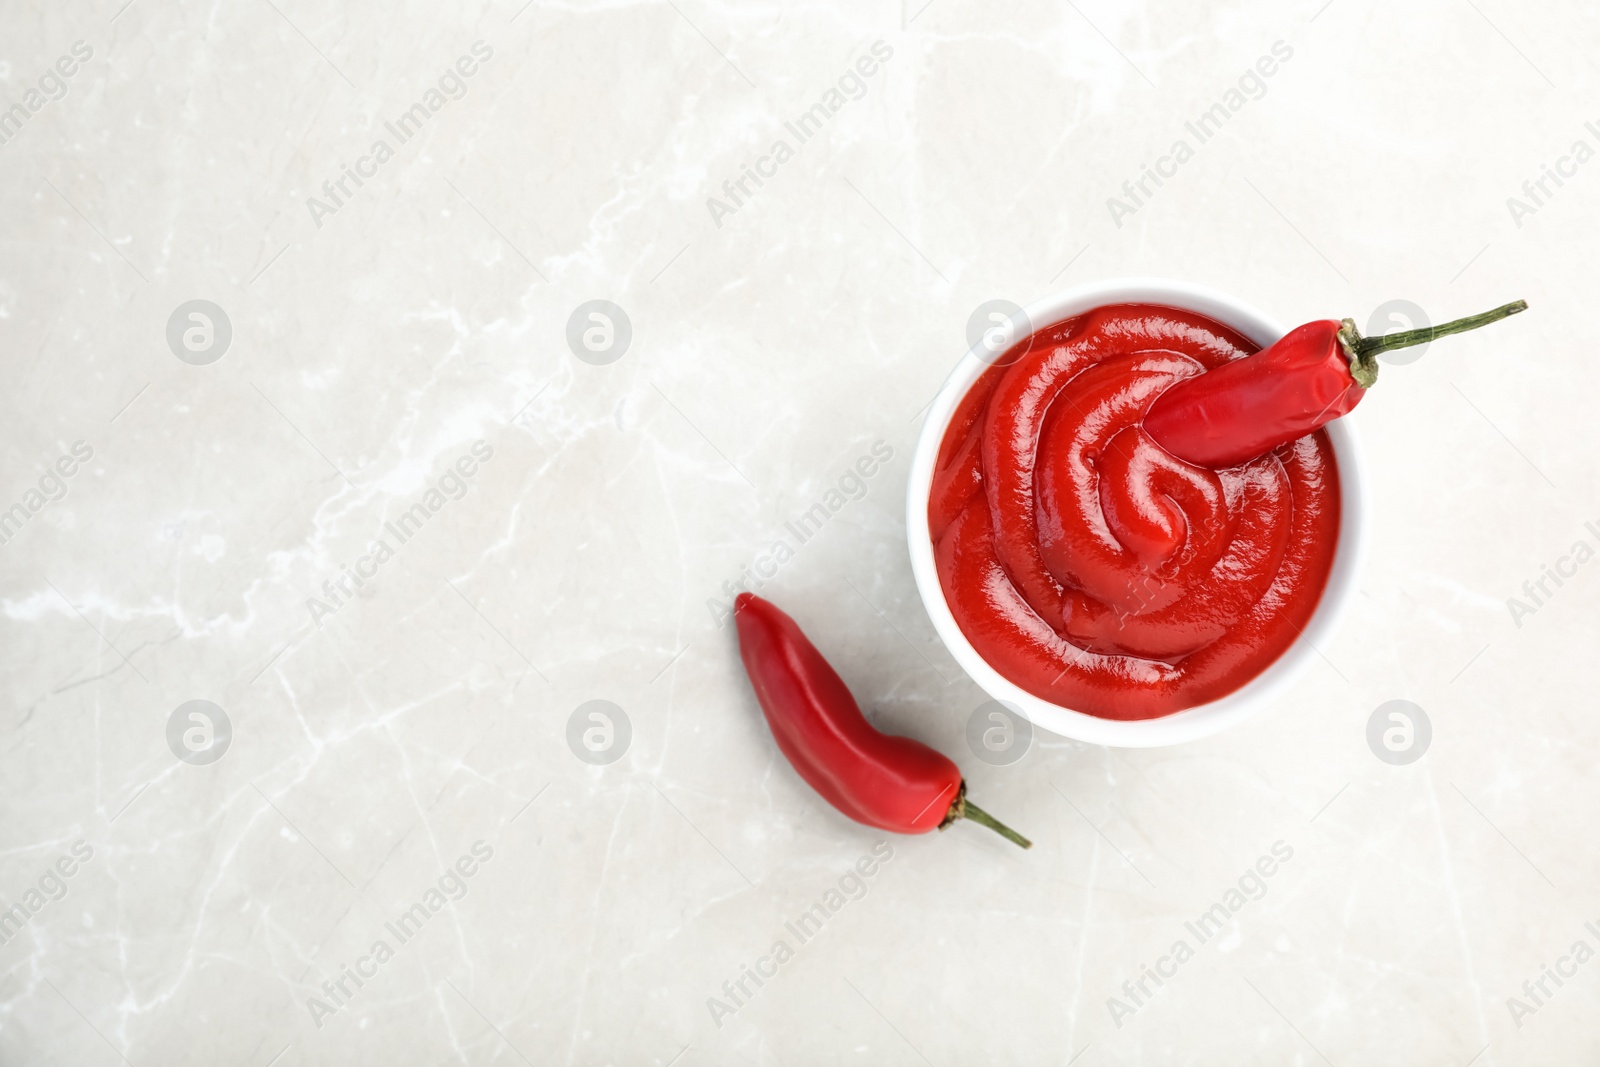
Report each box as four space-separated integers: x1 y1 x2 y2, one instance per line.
1144 299 1527 468
733 592 1031 849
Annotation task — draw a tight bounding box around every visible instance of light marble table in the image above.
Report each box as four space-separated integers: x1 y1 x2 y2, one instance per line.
2 0 1597 1064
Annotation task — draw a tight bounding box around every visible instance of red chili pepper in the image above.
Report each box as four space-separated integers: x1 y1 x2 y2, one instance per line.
733 593 1031 848
1144 300 1527 468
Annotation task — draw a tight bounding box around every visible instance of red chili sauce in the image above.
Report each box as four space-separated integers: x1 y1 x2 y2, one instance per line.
929 304 1340 719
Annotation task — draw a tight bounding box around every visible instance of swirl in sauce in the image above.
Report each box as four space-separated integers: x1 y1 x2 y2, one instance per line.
930 304 1340 719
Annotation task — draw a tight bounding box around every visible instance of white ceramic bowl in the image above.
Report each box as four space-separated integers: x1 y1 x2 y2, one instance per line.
906 278 1368 747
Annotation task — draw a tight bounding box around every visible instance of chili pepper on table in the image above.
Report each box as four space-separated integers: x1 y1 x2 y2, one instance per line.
1143 300 1527 468
733 592 1032 849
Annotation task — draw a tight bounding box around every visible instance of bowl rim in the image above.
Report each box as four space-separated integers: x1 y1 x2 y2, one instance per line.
905 277 1368 748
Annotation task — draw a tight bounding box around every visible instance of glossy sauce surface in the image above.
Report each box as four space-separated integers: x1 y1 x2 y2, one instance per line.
930 304 1340 719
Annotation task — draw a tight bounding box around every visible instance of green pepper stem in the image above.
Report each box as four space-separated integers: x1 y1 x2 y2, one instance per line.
1337 299 1526 389
958 799 1033 849
1354 300 1527 358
